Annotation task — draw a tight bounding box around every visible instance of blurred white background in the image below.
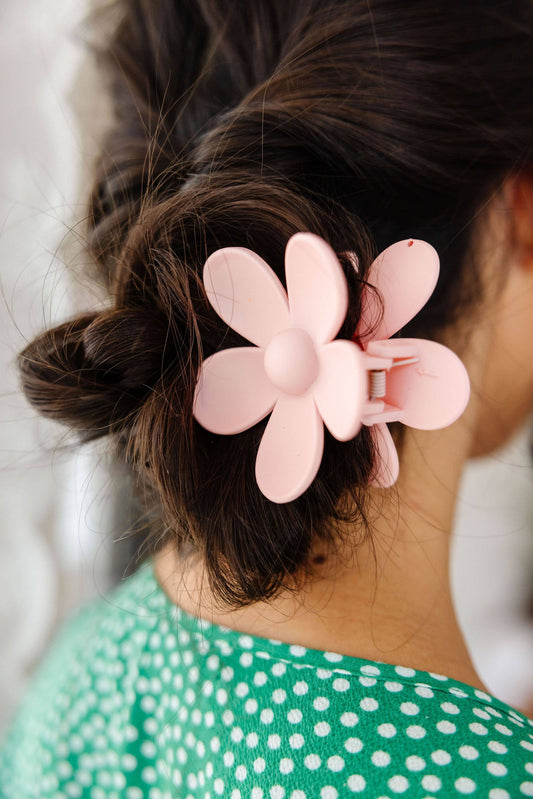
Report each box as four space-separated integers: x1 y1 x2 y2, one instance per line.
0 0 532 737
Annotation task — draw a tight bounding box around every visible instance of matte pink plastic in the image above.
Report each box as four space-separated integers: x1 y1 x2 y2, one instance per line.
194 347 279 434
203 246 290 347
379 338 470 430
285 232 349 347
193 232 471 501
370 424 400 488
358 239 439 343
255 394 323 504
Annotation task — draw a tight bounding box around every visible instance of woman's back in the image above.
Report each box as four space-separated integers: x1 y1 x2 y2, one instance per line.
2 561 532 798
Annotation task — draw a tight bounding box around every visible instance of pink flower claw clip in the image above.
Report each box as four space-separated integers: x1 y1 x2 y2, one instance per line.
193 233 470 502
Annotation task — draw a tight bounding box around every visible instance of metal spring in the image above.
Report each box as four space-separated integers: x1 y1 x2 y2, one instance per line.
369 370 386 399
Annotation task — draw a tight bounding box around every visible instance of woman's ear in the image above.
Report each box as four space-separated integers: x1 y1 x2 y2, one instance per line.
505 169 533 269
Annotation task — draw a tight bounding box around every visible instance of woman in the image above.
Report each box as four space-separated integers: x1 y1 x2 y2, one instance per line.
2 1 533 796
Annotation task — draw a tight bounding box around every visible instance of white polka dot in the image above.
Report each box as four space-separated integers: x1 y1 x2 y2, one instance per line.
361 665 381 676
321 788 338 799
270 787 285 799
345 737 364 753
221 666 234 681
429 672 449 681
239 635 253 649
406 725 426 740
289 733 305 749
261 709 274 724
521 741 533 751
141 766 157 784
231 727 244 743
304 754 321 770
422 775 442 792
521 783 533 797
488 740 508 754
246 732 259 748
245 698 258 714
293 681 309 695
431 750 452 766
378 723 397 738
459 745 479 760
437 720 456 734
449 687 469 699
254 671 268 686
317 669 333 680
360 697 379 712
401 702 420 716
251 790 263 799
314 697 330 711
473 707 491 720
341 712 359 727
240 652 253 667
230 789 241 799
441 702 460 714
222 709 234 726
324 652 343 662
288 709 303 724
372 751 391 767
271 662 287 677
268 734 281 750
384 682 404 693
388 775 409 793
333 678 350 692
272 689 286 704
235 765 247 781
495 724 513 737
280 758 294 774
406 755 425 771
488 790 510 799
395 666 416 678
347 775 366 792
291 792 306 799
253 758 266 774
214 778 225 795
314 722 331 737
224 751 235 768
415 686 434 698
289 645 306 657
455 777 476 794
474 689 492 702
216 688 228 705
487 762 508 776
526 764 533 775
328 755 345 772
469 722 488 736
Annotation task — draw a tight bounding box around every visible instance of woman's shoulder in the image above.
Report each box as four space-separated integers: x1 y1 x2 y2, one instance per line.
1 560 532 798
0 562 162 794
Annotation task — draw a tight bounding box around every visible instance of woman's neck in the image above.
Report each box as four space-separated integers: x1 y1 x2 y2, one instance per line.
154 432 486 692
154 361 491 693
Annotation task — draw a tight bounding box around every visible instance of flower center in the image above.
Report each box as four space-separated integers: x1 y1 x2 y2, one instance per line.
264 328 319 396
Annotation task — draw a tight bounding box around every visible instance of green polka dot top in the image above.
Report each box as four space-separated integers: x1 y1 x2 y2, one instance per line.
1 560 532 799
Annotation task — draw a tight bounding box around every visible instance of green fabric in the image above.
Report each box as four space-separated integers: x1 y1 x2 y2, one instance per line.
1 560 532 799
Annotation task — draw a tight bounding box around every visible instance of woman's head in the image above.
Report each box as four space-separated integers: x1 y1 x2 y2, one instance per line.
17 0 533 608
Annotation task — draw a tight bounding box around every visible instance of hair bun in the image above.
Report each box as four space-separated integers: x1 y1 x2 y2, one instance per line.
82 308 169 390
18 308 170 442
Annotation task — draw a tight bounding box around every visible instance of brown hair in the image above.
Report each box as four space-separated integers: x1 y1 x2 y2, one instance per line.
18 0 533 608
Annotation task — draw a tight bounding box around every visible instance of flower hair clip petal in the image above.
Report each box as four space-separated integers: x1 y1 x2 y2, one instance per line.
193 233 470 502
355 239 471 487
